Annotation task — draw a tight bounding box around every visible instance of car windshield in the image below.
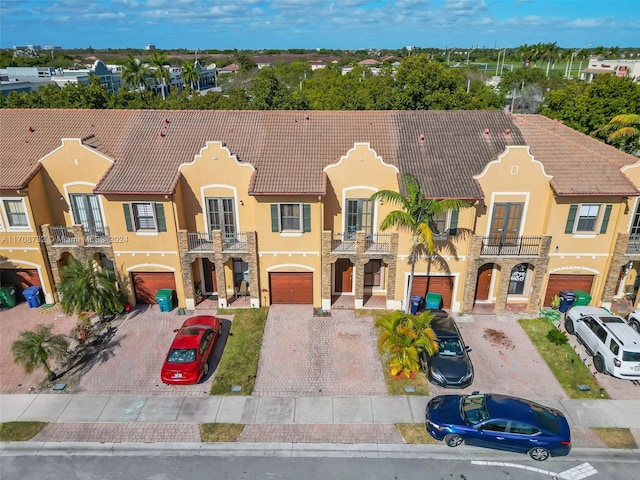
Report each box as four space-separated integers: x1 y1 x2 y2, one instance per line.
460 394 489 425
438 338 464 356
167 348 197 363
623 351 640 362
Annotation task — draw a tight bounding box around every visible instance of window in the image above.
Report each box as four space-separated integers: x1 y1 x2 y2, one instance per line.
271 203 311 233
123 202 166 232
609 339 620 356
3 199 28 228
346 199 373 239
200 331 213 356
70 194 104 232
509 422 539 435
480 420 508 432
364 260 382 287
508 264 527 295
206 197 235 240
430 210 460 237
233 258 249 288
565 204 612 234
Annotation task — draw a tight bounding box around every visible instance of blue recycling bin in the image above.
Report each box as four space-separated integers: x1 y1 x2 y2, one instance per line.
23 286 43 308
558 290 576 313
410 295 424 314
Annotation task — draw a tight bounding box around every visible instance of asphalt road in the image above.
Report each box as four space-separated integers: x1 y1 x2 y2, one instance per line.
1 448 639 480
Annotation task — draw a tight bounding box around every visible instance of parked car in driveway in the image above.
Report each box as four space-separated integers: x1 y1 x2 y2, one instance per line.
161 315 222 385
419 310 474 388
565 306 640 379
626 309 640 333
425 393 572 461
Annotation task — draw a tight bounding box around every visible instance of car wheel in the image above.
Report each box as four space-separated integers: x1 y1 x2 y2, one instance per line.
528 447 550 461
444 434 464 447
629 319 640 334
204 362 209 377
564 319 574 335
593 354 605 373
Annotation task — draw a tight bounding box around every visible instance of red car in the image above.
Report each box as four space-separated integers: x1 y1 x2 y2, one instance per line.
161 315 222 385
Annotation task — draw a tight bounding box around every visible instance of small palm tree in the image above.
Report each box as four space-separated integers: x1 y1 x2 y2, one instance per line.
150 51 170 100
121 55 151 92
182 61 201 91
12 324 69 381
592 114 640 155
376 310 439 378
58 257 124 320
370 173 469 313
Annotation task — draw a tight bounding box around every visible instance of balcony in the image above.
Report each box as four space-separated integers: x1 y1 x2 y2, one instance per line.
364 233 392 253
222 232 248 252
51 226 78 246
480 236 542 256
187 232 214 252
627 234 640 254
85 226 110 245
331 233 356 252
331 232 393 254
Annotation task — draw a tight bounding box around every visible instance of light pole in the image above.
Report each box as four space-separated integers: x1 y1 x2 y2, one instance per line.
447 47 455 65
466 47 476 65
500 47 508 76
566 44 591 79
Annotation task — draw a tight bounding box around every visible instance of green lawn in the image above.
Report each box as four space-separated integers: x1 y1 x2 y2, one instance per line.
200 423 245 442
0 422 47 441
209 307 268 395
519 318 608 399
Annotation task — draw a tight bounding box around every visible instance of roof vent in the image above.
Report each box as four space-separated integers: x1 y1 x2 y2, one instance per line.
28 126 34 133
164 118 170 124
418 134 425 142
504 128 510 135
483 128 490 136
158 131 165 138
305 115 310 120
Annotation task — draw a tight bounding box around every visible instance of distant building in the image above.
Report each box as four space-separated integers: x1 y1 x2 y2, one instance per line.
44 46 62 51
218 63 240 74
145 44 156 51
581 57 640 83
307 60 326 71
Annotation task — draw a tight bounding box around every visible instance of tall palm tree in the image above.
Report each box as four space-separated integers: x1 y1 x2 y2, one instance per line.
370 173 469 313
592 114 640 155
121 55 151 92
181 61 201 91
150 51 170 100
376 310 439 378
58 257 124 320
12 324 69 381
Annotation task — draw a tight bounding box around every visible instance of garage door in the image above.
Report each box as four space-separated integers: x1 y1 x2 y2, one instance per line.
411 276 454 309
1 268 42 296
543 274 594 307
132 272 176 304
269 272 313 304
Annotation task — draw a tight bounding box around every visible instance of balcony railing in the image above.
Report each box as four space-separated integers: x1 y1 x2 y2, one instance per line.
85 226 110 245
364 233 392 253
627 233 640 254
51 226 77 246
187 232 214 252
480 236 542 256
222 232 248 252
332 233 356 252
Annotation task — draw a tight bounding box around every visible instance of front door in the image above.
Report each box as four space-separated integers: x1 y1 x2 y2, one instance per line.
202 258 217 294
489 203 523 244
206 197 235 240
335 259 353 293
476 265 493 301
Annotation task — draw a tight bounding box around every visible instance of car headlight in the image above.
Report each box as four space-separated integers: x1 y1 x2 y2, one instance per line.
427 420 447 432
430 369 447 383
461 370 473 381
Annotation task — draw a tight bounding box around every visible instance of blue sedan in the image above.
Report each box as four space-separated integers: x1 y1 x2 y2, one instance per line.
425 393 571 461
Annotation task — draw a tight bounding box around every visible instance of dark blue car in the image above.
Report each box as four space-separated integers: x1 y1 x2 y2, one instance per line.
425 393 571 461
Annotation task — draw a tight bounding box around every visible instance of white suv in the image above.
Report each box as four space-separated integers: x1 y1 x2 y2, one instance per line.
625 309 640 334
565 306 640 379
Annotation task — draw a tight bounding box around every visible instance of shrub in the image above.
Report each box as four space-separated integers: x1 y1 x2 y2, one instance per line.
547 327 569 345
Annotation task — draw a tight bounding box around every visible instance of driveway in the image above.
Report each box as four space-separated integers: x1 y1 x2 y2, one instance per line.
427 313 568 400
253 305 387 397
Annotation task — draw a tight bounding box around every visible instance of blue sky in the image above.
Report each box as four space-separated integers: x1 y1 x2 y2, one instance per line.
1 1 638 51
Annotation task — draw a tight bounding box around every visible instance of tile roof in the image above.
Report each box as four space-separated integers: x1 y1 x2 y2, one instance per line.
1 109 637 199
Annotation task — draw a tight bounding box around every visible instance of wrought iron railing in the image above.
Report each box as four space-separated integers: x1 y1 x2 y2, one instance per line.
222 232 247 252
364 233 392 253
331 232 356 252
480 236 542 256
627 233 640 254
85 226 110 245
51 226 77 245
187 231 214 252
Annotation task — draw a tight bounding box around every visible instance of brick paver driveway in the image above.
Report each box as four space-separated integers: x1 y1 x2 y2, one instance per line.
253 305 386 397
0 303 78 394
427 313 567 400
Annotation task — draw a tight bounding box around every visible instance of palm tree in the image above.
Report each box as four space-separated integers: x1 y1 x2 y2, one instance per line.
376 310 439 378
370 173 469 313
150 51 170 100
121 55 151 92
592 114 640 155
58 257 124 320
181 61 201 91
12 324 69 381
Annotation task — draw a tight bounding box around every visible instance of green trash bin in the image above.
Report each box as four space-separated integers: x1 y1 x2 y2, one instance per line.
425 292 443 309
572 290 592 307
155 289 175 312
0 285 17 308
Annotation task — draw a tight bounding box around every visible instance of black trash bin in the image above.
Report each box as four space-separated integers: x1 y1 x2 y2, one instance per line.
410 295 424 314
558 290 576 313
23 286 43 308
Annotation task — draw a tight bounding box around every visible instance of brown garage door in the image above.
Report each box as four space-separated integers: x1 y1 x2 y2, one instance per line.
132 272 176 304
410 276 454 309
543 274 594 307
269 272 313 304
0 268 42 296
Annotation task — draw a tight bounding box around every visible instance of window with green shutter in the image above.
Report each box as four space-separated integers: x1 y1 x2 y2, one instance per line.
271 203 309 232
599 204 612 234
449 210 459 236
565 205 578 234
123 203 134 232
124 202 166 232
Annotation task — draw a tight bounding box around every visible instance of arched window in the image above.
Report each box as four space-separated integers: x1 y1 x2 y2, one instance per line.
508 264 528 295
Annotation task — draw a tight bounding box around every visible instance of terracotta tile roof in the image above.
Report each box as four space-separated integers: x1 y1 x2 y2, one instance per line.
513 114 638 196
1 110 637 200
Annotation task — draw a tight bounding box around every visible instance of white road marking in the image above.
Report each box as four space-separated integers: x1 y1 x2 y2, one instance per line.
471 461 597 479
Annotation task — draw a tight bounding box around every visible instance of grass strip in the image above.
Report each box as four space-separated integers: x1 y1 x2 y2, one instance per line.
0 422 47 441
592 428 637 449
395 423 439 444
210 308 268 395
200 423 245 442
